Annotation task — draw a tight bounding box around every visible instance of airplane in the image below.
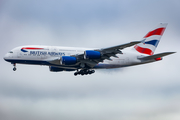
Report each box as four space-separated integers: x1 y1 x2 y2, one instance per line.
4 23 175 76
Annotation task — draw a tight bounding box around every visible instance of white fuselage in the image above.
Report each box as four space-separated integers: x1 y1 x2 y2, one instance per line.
4 45 153 70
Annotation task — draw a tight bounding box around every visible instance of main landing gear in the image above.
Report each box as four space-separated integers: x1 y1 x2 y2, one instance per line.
12 63 17 71
74 69 95 76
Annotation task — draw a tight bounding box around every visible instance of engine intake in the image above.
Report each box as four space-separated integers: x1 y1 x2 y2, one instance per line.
84 50 101 59
60 56 77 65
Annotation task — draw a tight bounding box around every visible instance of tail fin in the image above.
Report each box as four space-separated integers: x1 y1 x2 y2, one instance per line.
134 23 168 55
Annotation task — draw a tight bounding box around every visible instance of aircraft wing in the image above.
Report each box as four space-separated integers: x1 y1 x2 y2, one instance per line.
72 40 142 68
101 41 142 51
138 52 176 60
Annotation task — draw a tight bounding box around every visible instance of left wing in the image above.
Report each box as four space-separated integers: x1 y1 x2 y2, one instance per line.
98 41 141 59
101 41 142 51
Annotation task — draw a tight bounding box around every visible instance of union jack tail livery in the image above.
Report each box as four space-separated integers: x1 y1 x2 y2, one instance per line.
134 23 168 55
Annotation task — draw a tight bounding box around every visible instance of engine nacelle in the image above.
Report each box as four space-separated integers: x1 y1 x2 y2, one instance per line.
49 66 76 72
64 69 76 71
60 56 77 65
84 50 101 59
49 66 64 72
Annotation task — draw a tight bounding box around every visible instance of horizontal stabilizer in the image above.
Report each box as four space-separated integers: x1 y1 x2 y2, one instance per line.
138 52 176 60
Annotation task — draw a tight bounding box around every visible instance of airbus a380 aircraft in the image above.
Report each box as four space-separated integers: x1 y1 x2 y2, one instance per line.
4 23 175 76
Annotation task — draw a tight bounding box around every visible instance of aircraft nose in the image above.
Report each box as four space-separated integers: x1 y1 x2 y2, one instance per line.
4 53 9 61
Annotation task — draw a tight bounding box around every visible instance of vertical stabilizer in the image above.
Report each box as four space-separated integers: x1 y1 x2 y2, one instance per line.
133 23 168 55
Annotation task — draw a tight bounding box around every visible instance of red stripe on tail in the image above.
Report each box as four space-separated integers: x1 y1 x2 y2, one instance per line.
144 28 165 38
134 45 153 55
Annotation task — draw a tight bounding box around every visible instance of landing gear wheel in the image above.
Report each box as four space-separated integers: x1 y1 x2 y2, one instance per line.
74 72 78 76
91 70 95 73
81 72 84 75
74 69 95 76
12 63 17 71
13 67 16 71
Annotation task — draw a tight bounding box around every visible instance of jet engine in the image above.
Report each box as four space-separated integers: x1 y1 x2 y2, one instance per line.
49 66 64 72
49 66 76 72
84 50 101 59
60 56 77 65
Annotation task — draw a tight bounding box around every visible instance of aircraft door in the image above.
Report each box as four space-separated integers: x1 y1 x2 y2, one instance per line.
17 51 22 58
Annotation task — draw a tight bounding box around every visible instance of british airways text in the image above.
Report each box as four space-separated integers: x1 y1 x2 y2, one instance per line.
30 51 65 56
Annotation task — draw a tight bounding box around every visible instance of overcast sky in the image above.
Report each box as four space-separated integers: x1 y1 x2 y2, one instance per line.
0 0 180 120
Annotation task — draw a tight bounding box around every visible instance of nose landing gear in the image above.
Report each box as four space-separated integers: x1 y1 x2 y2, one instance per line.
12 63 17 71
74 69 95 76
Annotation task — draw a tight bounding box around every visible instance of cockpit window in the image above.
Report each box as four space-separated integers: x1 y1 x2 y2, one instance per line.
9 51 13 53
